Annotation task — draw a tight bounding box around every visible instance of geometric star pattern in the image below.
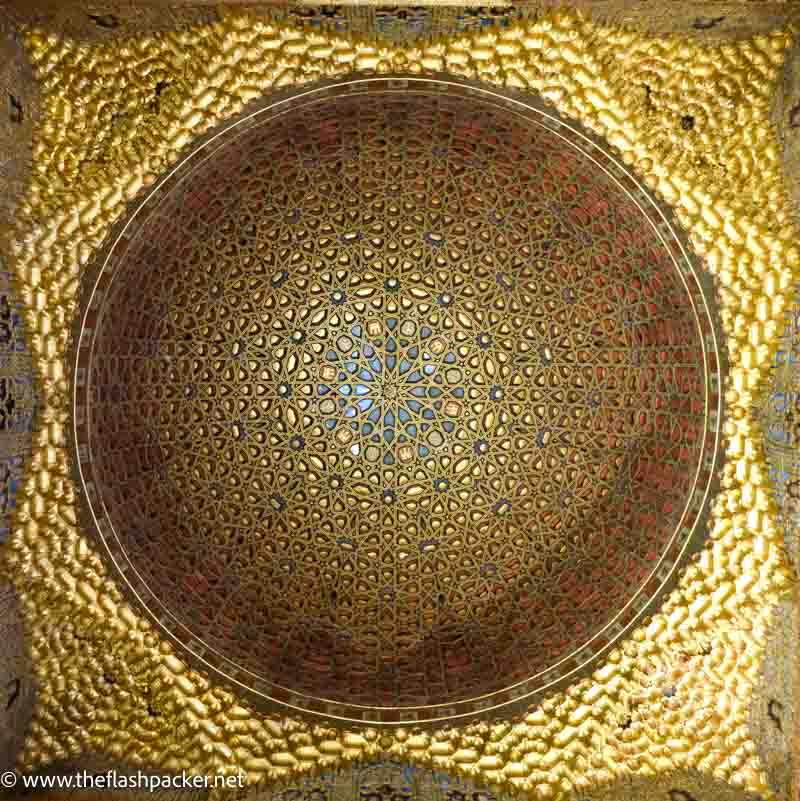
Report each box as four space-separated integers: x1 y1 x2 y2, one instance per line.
75 87 716 722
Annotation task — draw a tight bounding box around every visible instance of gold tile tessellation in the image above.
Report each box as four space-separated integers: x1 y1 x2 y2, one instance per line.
1 7 799 801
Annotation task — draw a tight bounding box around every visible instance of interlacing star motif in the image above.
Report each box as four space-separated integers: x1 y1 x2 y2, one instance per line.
80 87 712 715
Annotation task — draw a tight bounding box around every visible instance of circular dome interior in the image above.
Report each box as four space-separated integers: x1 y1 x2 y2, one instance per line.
72 77 721 725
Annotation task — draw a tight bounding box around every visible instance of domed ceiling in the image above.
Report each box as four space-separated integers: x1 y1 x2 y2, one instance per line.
71 77 721 725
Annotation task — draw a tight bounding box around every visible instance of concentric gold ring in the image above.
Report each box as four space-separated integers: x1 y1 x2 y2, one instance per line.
70 75 723 726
